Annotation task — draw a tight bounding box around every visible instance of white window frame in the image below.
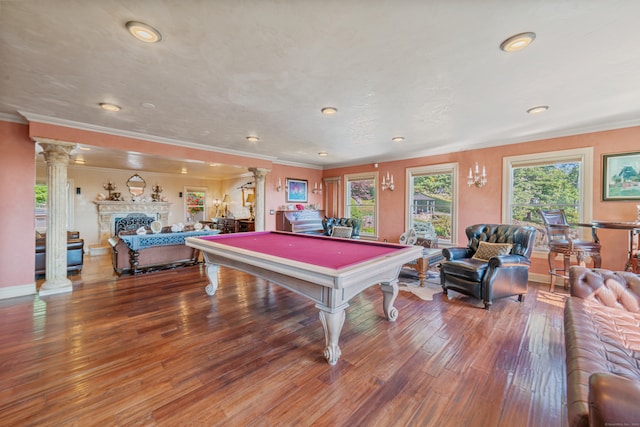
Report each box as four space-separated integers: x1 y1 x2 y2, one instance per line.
344 172 378 239
405 163 458 246
502 147 594 255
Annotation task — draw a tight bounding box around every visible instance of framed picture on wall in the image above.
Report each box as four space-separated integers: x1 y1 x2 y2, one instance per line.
286 178 308 203
602 151 640 201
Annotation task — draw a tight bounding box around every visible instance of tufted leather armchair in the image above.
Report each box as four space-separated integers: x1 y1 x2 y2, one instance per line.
322 217 361 239
440 224 536 309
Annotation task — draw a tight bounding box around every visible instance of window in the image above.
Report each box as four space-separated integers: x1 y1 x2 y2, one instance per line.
345 173 377 238
406 163 458 245
35 184 48 229
502 148 593 252
185 187 207 222
34 180 74 231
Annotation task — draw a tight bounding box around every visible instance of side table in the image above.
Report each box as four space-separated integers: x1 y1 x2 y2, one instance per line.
404 247 444 287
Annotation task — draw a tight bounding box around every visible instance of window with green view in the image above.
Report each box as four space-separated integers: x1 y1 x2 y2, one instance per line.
345 174 377 238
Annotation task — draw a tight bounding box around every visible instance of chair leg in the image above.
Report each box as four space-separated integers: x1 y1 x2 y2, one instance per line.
563 254 571 290
548 251 556 292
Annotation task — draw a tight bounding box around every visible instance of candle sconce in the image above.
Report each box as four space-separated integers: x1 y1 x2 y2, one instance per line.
381 172 395 191
312 182 322 194
103 180 121 200
467 163 487 188
152 184 163 202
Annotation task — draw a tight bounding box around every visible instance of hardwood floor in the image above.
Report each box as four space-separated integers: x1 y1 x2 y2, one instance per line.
2 255 569 426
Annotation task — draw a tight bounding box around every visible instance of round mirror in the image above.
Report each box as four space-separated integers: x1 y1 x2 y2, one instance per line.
126 174 146 197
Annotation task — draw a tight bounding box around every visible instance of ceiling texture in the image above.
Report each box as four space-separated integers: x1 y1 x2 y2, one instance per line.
2 1 640 178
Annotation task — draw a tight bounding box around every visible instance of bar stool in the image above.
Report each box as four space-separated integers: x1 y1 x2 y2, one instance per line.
539 209 601 292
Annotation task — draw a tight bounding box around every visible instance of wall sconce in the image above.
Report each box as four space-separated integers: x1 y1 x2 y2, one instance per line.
276 177 282 192
381 172 395 191
312 182 322 194
468 163 487 188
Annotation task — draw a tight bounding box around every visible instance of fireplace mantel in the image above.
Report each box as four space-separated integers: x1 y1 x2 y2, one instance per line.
94 201 172 246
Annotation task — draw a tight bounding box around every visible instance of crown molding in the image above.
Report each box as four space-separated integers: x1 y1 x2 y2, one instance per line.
0 112 28 124
19 111 280 161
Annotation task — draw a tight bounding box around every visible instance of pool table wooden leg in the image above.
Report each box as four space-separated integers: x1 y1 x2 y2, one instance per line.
380 280 399 321
318 307 346 366
203 263 220 295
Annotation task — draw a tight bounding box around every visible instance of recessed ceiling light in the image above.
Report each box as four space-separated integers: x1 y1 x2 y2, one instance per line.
126 21 162 43
246 136 260 142
500 32 536 52
527 105 549 114
74 157 85 164
391 136 405 142
180 167 188 174
318 151 329 156
99 103 121 112
141 102 156 109
321 107 337 116
78 146 91 151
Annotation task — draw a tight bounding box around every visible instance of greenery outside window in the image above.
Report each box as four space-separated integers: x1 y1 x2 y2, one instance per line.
406 163 458 245
345 173 377 238
502 148 593 252
34 180 74 231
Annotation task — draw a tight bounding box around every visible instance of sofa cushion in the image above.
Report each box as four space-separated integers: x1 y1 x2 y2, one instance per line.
570 267 640 313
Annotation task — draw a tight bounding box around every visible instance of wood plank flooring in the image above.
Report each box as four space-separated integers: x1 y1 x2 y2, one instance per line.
1 255 569 426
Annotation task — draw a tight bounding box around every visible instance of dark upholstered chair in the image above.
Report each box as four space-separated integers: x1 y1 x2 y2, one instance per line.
322 217 361 239
538 209 601 292
440 224 536 309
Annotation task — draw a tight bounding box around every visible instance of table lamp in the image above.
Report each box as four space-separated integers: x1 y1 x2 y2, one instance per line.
222 194 231 217
245 193 255 221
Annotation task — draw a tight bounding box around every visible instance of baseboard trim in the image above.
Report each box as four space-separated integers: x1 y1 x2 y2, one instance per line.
0 283 37 300
529 272 551 284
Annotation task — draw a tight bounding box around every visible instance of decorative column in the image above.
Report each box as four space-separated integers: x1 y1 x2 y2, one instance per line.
37 139 76 296
249 167 270 231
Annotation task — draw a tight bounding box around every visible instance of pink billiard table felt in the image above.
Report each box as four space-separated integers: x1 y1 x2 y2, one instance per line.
198 232 402 270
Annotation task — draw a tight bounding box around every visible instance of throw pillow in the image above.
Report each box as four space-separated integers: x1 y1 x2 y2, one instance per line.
472 241 512 261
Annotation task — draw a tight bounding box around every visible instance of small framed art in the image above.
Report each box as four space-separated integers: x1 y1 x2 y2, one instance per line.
286 178 308 203
602 151 640 201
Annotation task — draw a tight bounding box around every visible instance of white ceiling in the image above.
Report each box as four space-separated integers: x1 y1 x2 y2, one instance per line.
3 1 640 177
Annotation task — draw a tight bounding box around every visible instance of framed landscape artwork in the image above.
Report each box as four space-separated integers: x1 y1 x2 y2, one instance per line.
286 178 308 203
602 151 640 201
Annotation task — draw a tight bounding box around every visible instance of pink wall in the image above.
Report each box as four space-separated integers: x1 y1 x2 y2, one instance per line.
0 121 36 289
325 126 640 275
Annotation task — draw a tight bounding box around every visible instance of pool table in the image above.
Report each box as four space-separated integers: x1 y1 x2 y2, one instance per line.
185 231 422 365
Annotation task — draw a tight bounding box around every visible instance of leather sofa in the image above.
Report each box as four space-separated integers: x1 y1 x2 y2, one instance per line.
440 224 536 309
565 266 640 427
35 231 84 275
321 217 361 239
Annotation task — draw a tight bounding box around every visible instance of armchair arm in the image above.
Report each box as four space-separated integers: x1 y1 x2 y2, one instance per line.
488 254 531 268
589 373 640 427
443 247 472 260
